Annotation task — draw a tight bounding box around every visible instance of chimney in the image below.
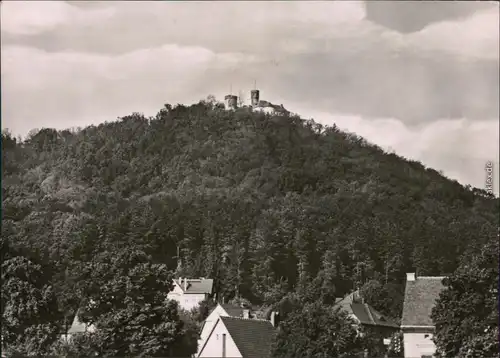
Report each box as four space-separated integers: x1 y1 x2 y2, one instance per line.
243 309 250 319
183 278 188 291
222 333 227 358
407 273 416 282
270 311 279 327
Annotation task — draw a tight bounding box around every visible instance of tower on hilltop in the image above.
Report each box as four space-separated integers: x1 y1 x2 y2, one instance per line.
224 94 238 110
250 79 260 107
250 89 260 107
225 84 238 110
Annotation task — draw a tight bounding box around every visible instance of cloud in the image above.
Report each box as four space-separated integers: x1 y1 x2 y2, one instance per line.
1 44 259 136
364 1 497 33
0 1 115 35
407 5 499 60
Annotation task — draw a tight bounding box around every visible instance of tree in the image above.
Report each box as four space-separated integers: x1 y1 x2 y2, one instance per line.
1 245 60 356
270 301 363 358
359 279 404 321
78 251 197 357
431 236 499 357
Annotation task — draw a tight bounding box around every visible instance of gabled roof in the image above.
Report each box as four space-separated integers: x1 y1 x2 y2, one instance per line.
220 316 275 358
401 275 445 327
174 278 213 294
215 303 245 318
67 310 94 334
335 291 399 329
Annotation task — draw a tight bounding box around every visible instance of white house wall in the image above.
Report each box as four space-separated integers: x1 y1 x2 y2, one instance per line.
167 281 207 311
198 305 230 352
403 332 436 358
198 320 242 358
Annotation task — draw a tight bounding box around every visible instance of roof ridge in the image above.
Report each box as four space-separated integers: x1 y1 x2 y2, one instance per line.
221 316 271 323
417 276 446 279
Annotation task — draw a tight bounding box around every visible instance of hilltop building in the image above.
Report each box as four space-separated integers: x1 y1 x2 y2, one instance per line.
224 95 238 111
224 87 289 115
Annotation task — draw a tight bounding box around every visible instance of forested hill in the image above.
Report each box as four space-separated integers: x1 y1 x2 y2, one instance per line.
2 98 498 324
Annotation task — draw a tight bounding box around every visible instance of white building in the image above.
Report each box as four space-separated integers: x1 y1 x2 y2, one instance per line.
197 303 249 355
167 277 214 311
60 310 96 342
401 272 445 358
197 314 277 358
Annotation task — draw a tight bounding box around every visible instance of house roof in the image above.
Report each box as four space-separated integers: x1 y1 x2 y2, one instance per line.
335 291 399 329
220 316 275 358
67 310 91 334
174 277 213 294
401 275 445 327
218 303 245 317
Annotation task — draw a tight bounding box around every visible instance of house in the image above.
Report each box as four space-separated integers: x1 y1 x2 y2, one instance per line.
60 309 96 342
167 277 214 311
197 303 250 354
334 290 400 335
197 313 278 358
401 272 445 358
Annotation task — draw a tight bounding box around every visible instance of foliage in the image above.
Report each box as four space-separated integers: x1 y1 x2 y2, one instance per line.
76 252 196 357
270 301 363 358
2 99 499 356
431 236 499 358
191 298 217 323
359 279 404 322
1 238 60 356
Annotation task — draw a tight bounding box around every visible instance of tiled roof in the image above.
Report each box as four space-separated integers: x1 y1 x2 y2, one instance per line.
220 316 275 358
401 275 445 327
207 303 245 318
220 304 245 317
335 291 399 329
174 278 213 294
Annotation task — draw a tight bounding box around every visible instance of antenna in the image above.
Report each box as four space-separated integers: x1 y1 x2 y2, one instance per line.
253 79 256 90
230 84 233 95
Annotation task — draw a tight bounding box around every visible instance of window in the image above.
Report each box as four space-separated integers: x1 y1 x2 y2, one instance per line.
424 334 430 339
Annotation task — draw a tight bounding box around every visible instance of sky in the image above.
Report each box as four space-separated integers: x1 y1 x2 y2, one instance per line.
1 1 499 194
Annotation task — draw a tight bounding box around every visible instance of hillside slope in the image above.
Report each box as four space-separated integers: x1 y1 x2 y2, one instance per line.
2 99 498 321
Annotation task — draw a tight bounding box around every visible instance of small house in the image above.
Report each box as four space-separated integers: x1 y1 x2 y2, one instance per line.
197 314 278 358
198 303 251 353
60 309 96 342
401 272 445 358
167 277 214 311
335 290 400 335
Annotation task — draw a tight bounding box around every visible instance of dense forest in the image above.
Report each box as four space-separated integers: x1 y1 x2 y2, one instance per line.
2 97 498 356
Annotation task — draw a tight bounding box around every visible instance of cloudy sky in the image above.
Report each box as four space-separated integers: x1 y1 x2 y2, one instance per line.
1 1 499 194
